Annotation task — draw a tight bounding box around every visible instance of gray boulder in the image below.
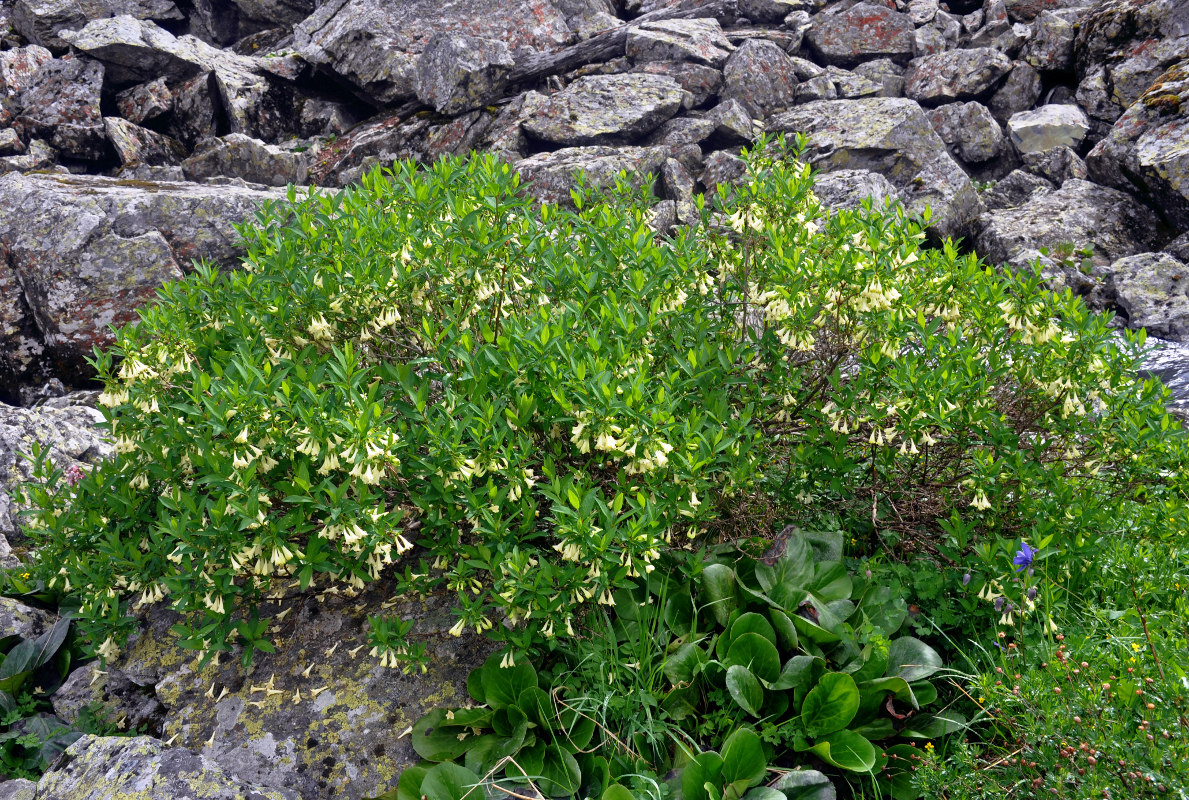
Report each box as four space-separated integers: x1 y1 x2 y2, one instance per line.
293 0 572 105
0 173 286 396
0 397 111 538
0 780 35 800
36 736 300 800
633 60 723 108
0 131 22 157
1008 103 1090 154
1020 144 1087 185
927 101 1005 163
626 18 734 68
852 59 905 97
11 0 183 52
904 47 1014 105
104 117 186 168
989 60 1042 122
13 56 106 161
1073 0 1189 124
976 179 1162 287
0 45 53 97
812 168 902 211
1005 0 1092 24
739 0 802 23
415 34 514 116
981 168 1054 210
825 66 884 99
182 134 308 186
720 39 799 118
1108 252 1189 342
0 597 54 638
523 74 685 146
1021 9 1076 72
1086 59 1189 230
61 16 297 142
114 77 173 125
700 149 746 195
0 139 57 176
516 146 669 206
187 0 315 48
705 98 761 145
53 661 165 736
805 3 916 68
766 97 984 241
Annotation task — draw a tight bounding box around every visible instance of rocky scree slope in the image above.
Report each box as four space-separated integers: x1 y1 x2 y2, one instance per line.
0 0 1188 797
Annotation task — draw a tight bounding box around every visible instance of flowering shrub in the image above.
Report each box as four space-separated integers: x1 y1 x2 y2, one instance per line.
17 138 1188 667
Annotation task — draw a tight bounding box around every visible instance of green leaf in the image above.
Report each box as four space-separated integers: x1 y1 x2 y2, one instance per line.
720 727 767 787
395 766 429 800
900 711 966 739
810 731 876 773
771 770 836 800
481 653 537 710
800 672 859 738
743 788 785 800
769 655 823 696
726 665 765 717
412 710 472 762
682 751 724 800
539 742 582 797
885 638 943 682
664 642 707 685
729 612 778 649
702 564 739 628
879 744 925 800
420 763 484 800
602 785 636 800
768 609 798 653
725 633 782 683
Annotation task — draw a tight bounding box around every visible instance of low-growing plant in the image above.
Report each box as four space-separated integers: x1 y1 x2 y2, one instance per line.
15 136 1187 673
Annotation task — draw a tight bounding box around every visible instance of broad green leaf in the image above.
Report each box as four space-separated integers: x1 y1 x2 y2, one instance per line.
743 788 785 800
810 731 876 773
768 608 798 653
900 711 966 739
721 727 766 786
726 665 765 717
729 613 778 649
539 742 581 797
481 653 537 710
702 564 739 627
809 563 851 603
885 638 943 682
771 770 836 800
801 672 859 738
725 633 781 683
664 642 707 685
602 785 636 800
412 710 472 762
769 655 823 696
682 751 724 800
395 765 429 800
420 763 484 800
879 744 925 800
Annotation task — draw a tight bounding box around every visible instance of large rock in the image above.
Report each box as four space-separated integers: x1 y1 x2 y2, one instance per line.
626 18 734 68
633 60 723 108
515 146 669 206
115 77 173 126
989 59 1041 122
1086 60 1189 230
293 0 572 106
0 173 286 396
766 97 984 241
904 47 1014 105
415 34 514 116
1020 9 1077 72
36 736 300 800
1005 0 1092 24
805 2 916 68
0 597 54 638
927 101 1005 163
812 168 902 211
187 0 315 48
182 133 308 186
61 16 297 142
1073 0 1189 124
523 74 684 146
1107 252 1189 342
70 581 495 800
720 39 799 118
0 397 111 537
11 0 183 52
975 179 1162 287
104 117 186 168
0 45 53 97
1008 103 1090 153
13 56 106 161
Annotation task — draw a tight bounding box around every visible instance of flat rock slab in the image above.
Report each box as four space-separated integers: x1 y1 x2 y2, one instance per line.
35 735 300 800
626 18 734 68
805 2 916 68
0 173 286 397
11 0 183 52
904 47 1014 105
294 0 572 105
1087 59 1189 230
516 145 670 205
523 74 684 145
13 56 106 161
766 97 984 241
1008 103 1089 153
975 178 1162 278
415 34 515 115
0 596 54 639
812 168 902 211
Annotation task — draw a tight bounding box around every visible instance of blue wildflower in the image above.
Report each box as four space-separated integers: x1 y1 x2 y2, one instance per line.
1013 542 1035 572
